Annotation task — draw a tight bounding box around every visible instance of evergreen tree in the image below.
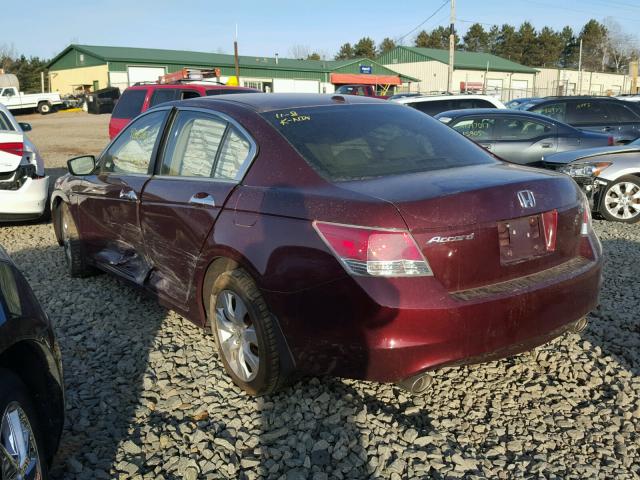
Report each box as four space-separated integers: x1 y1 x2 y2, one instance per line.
463 23 489 52
335 43 355 60
379 37 397 55
353 37 377 59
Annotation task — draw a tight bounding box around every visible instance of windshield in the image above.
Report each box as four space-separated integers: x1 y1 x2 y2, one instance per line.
261 104 496 181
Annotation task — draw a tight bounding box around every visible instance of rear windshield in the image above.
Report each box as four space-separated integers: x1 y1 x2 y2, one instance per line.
261 104 496 181
112 89 147 119
0 111 15 131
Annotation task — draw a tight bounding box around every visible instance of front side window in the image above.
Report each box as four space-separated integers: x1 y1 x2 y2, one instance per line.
533 102 567 122
567 101 610 124
262 104 496 181
161 112 227 177
101 111 166 174
496 118 551 140
451 117 496 141
213 128 252 180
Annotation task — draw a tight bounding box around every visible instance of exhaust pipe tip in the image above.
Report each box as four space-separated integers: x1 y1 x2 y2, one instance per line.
570 316 588 334
397 373 433 394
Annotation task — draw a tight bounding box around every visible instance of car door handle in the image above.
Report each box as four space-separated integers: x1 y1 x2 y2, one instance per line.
119 189 138 201
189 193 215 207
541 143 553 148
602 127 613 132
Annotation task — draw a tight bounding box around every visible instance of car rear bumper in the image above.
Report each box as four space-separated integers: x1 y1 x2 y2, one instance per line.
265 236 603 383
0 176 49 221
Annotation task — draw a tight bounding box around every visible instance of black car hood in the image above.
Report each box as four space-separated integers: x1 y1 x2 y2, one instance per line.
544 145 640 165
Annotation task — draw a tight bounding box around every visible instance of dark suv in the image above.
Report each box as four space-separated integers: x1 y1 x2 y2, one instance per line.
0 246 64 478
523 96 640 144
109 83 258 139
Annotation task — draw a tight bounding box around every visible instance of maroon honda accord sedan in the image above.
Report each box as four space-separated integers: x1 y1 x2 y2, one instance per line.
51 93 602 395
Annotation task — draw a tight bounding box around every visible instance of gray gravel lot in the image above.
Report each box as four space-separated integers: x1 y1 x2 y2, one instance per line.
1 112 639 479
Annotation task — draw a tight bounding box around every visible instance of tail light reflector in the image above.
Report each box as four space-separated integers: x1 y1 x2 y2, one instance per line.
607 136 614 146
313 221 433 277
541 210 558 252
0 142 24 157
581 196 592 236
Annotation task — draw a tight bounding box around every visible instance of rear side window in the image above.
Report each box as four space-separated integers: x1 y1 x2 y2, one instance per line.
262 104 496 181
149 89 178 107
161 111 227 177
213 128 252 180
181 90 201 100
410 100 450 116
472 99 497 109
451 117 496 140
0 112 15 131
606 102 640 123
0 263 21 318
112 89 147 119
532 102 567 122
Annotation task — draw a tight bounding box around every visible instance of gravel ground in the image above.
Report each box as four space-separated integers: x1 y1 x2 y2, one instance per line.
1 112 639 479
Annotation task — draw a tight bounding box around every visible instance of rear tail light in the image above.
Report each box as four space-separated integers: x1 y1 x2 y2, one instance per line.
541 210 558 251
607 136 614 146
313 221 433 277
581 195 592 236
0 142 24 157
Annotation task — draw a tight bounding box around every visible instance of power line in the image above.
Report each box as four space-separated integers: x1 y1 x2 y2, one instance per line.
396 0 450 44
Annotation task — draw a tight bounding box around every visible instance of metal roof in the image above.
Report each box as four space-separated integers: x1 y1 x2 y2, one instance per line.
48 44 419 81
378 46 538 74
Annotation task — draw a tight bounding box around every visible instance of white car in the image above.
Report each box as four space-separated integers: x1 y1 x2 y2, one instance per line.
0 104 49 221
391 94 506 116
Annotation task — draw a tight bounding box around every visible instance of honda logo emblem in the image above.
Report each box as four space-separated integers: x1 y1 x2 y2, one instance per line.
517 190 536 209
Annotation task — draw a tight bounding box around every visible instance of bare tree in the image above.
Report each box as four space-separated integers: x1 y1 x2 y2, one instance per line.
288 45 311 60
603 17 638 73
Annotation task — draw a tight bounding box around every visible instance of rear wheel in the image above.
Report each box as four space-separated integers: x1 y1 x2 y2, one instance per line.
599 175 640 223
0 369 48 480
37 102 51 115
210 269 285 396
60 203 94 277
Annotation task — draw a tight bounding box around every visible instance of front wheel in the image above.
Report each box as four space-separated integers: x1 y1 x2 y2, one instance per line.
210 269 286 396
599 175 640 223
60 203 94 277
0 369 48 480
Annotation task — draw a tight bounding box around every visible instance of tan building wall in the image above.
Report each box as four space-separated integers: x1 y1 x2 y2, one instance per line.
49 65 109 94
535 68 630 96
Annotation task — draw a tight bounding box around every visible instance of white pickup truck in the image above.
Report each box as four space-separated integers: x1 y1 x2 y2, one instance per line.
0 86 63 114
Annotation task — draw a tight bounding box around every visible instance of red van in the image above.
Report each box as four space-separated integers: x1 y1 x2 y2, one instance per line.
108 83 258 139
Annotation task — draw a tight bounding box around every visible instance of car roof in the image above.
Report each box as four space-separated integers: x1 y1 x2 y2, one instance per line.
435 108 561 122
125 83 254 91
175 92 386 113
394 94 501 104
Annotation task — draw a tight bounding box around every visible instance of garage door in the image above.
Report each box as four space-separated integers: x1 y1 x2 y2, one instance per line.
511 80 529 99
272 79 319 93
127 66 166 86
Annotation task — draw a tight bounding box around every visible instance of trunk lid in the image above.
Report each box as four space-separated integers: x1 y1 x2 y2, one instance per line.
341 163 585 291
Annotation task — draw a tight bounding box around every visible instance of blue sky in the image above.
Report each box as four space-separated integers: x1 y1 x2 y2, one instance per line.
4 0 639 60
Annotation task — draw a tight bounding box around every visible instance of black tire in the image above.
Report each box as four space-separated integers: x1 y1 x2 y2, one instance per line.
37 102 52 115
60 203 94 277
210 269 286 396
598 175 640 223
0 369 49 479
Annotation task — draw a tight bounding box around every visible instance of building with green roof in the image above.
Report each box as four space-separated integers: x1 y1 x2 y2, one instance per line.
377 46 538 99
47 44 418 94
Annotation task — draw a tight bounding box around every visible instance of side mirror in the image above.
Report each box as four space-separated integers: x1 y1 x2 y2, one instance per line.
67 155 96 176
18 122 32 132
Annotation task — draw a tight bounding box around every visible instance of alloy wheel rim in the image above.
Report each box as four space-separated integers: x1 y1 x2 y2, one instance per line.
215 290 259 382
0 402 42 480
605 181 640 220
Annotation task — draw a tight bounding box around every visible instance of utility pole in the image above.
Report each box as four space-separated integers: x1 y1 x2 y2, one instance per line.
234 24 240 85
578 38 583 95
447 0 456 93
